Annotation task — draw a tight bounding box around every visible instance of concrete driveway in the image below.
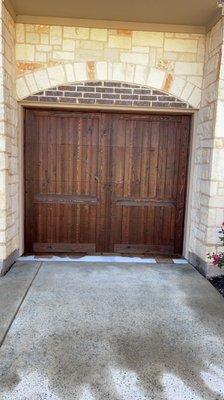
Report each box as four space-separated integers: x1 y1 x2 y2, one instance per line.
0 261 224 400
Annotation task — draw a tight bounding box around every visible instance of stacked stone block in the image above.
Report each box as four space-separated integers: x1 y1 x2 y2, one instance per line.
15 24 205 108
0 2 19 272
188 18 224 275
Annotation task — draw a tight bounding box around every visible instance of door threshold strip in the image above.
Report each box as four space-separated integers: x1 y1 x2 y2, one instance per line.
18 255 189 264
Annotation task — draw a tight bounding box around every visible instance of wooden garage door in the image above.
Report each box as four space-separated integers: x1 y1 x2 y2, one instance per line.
24 109 190 255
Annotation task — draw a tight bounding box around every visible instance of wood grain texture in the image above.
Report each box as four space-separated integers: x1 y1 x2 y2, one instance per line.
24 109 190 255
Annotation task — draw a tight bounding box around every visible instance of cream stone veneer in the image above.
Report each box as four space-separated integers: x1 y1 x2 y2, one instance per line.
1 0 224 276
0 2 19 272
14 25 205 107
187 17 224 275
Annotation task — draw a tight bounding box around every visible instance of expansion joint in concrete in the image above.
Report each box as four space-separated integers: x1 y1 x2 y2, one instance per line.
0 262 43 348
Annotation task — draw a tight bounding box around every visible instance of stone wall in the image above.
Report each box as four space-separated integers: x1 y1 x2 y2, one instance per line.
0 2 19 274
15 24 205 107
0 6 224 276
188 18 224 276
24 81 191 108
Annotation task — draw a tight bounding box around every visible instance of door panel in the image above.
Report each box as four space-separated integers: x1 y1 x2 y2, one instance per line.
25 109 190 255
25 110 109 253
109 114 190 255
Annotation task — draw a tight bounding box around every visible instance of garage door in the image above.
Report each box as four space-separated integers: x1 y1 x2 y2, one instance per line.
24 109 190 255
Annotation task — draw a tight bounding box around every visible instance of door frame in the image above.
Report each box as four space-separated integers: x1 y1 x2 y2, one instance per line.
19 102 195 257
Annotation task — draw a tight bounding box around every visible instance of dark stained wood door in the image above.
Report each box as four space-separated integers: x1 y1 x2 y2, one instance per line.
24 109 190 255
109 114 190 255
25 110 109 253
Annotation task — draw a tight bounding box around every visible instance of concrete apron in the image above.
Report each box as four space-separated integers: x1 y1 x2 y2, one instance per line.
0 261 224 400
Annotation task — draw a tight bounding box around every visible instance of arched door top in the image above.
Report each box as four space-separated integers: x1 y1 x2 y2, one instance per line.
16 62 201 108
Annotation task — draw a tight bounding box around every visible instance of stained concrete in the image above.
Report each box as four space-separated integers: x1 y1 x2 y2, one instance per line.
0 261 41 345
0 262 224 400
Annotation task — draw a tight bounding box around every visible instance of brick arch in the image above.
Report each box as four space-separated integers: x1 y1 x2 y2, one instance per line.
24 81 193 110
16 61 201 108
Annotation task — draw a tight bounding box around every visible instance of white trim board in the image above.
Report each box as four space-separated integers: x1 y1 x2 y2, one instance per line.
18 255 157 263
173 258 189 264
17 255 189 264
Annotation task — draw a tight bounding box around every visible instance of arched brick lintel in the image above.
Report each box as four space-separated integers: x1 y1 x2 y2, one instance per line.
16 62 201 108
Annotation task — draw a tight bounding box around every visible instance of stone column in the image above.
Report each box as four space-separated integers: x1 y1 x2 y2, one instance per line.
0 1 19 275
189 17 224 276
